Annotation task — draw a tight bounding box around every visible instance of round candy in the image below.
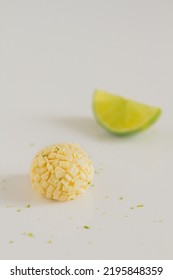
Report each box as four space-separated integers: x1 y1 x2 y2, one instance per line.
30 143 94 201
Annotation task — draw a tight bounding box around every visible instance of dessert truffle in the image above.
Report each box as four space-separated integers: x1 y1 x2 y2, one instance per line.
30 143 94 201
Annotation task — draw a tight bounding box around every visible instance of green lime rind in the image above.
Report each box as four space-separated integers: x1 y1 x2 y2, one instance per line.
93 90 162 136
94 106 162 136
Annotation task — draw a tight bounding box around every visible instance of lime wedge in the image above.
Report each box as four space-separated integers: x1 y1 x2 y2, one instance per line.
93 90 162 135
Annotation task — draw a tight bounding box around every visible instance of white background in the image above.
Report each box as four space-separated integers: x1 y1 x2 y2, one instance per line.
0 0 173 259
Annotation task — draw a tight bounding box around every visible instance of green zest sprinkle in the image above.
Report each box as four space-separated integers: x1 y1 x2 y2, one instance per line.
83 225 90 229
130 206 134 210
119 196 123 200
16 209 22 212
28 232 34 238
9 240 14 244
47 240 53 244
26 204 31 208
137 204 144 208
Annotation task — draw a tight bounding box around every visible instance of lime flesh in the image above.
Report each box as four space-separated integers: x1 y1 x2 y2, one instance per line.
93 90 162 135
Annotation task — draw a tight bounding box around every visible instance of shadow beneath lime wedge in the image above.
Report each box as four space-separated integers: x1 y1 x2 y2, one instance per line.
48 116 125 141
39 115 158 143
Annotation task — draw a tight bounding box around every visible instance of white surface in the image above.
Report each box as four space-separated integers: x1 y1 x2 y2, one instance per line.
0 0 173 259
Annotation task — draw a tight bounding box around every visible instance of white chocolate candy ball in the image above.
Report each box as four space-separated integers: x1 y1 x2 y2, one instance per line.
30 143 94 201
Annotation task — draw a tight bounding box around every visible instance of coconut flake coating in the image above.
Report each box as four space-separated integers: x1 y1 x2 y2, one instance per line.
30 143 94 201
